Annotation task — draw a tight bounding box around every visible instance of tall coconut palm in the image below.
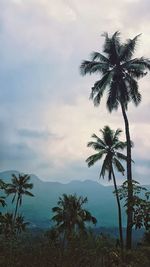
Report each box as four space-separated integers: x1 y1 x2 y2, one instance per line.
80 32 150 248
6 173 34 221
86 126 127 249
51 194 97 241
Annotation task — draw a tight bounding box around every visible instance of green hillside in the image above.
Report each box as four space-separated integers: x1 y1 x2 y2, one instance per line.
0 170 128 228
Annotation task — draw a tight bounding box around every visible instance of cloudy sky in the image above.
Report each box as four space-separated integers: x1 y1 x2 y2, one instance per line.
0 0 150 184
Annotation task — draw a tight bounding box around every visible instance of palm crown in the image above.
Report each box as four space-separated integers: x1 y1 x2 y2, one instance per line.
6 173 34 220
86 126 127 180
80 32 150 111
51 194 97 238
7 174 34 205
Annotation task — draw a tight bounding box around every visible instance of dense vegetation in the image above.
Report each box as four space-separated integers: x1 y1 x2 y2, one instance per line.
0 173 150 266
0 228 150 267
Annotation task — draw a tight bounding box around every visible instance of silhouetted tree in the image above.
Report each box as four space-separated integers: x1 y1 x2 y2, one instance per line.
6 173 34 221
0 212 14 239
118 180 150 230
86 125 126 249
15 214 29 235
80 32 150 248
51 194 97 242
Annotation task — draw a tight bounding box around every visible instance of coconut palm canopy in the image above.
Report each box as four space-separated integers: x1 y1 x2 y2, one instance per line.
6 174 34 220
80 32 150 111
51 194 97 237
86 126 127 180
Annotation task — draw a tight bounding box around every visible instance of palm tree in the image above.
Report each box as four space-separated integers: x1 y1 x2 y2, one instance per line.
86 126 127 249
80 32 150 248
51 194 97 241
15 214 29 235
0 212 14 238
6 173 34 221
0 212 29 238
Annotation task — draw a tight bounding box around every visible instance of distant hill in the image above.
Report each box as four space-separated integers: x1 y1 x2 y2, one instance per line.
0 170 149 229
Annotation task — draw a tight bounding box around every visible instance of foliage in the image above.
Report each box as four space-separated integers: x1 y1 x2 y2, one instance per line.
117 180 150 230
0 179 7 207
80 31 150 249
0 229 150 267
0 174 32 242
6 173 34 220
86 125 127 179
51 194 97 241
0 212 29 239
80 32 150 111
86 125 127 249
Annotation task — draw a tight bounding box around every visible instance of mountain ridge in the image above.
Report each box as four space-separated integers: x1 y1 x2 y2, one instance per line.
0 170 149 229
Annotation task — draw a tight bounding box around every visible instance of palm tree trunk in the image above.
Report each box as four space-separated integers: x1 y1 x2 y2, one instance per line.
14 196 19 222
112 168 124 250
121 103 133 249
60 231 66 267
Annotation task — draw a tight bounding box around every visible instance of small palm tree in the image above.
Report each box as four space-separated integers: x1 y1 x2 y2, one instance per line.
0 212 14 238
6 173 34 221
51 194 97 241
86 126 127 249
15 214 29 235
80 32 150 248
0 212 29 238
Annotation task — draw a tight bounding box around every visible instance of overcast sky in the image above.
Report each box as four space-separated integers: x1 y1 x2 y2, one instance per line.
0 0 150 184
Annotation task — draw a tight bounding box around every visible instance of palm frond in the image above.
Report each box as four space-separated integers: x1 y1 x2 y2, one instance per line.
90 51 109 63
118 79 130 109
86 152 104 167
124 57 150 72
23 183 33 189
101 126 114 146
90 71 113 106
120 34 141 61
103 31 121 65
113 158 125 175
112 128 122 142
87 141 105 151
125 74 141 106
24 191 34 197
115 152 127 161
90 133 106 147
100 154 109 178
113 141 127 150
106 81 119 112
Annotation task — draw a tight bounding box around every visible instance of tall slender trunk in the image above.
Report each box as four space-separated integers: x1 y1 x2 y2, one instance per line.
121 103 133 249
112 168 124 250
60 232 66 267
14 196 20 222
